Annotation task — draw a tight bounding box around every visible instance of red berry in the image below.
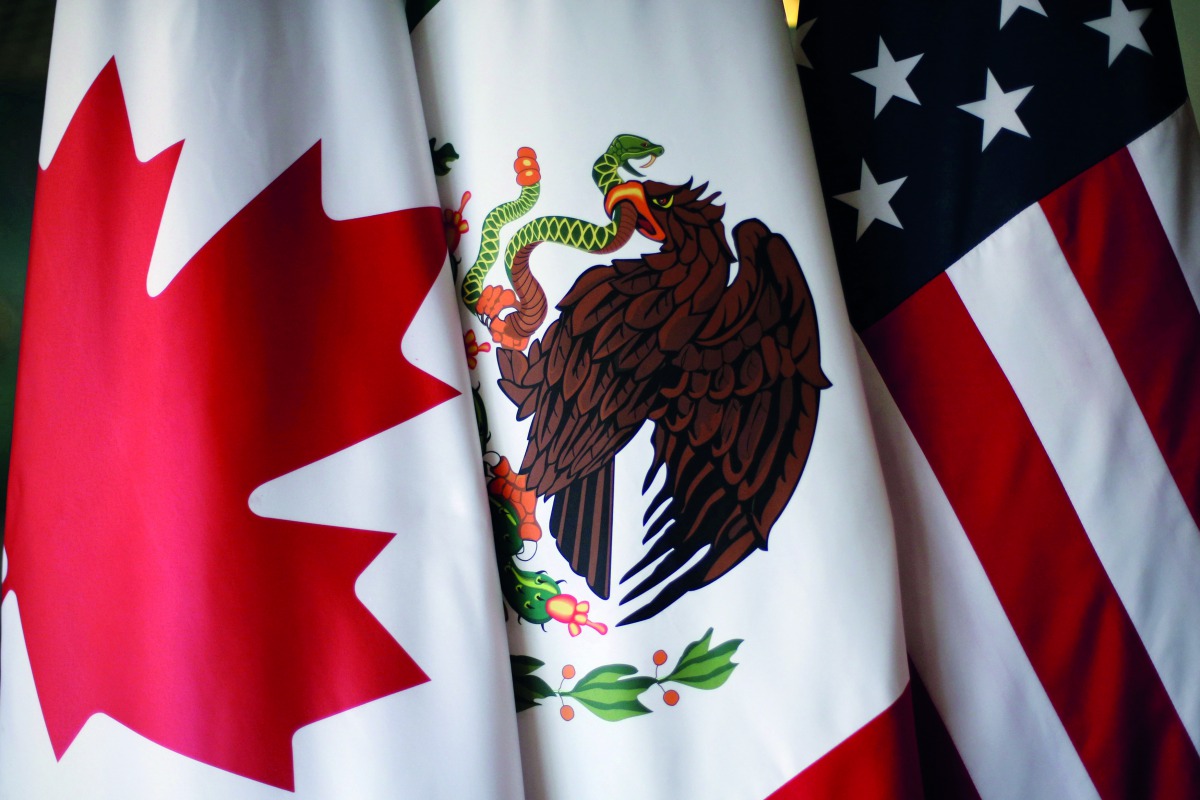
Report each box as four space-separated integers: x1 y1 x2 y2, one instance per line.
663 689 680 706
652 649 668 666
561 664 576 679
560 704 575 721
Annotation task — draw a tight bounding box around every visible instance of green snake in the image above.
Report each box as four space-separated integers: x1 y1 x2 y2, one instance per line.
461 134 664 341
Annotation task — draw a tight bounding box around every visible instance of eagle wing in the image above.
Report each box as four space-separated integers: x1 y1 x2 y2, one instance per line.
496 253 676 598
618 218 830 624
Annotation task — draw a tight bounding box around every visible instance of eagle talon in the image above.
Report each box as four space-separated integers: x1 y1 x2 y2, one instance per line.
489 457 542 540
476 285 528 348
489 317 529 351
477 284 519 318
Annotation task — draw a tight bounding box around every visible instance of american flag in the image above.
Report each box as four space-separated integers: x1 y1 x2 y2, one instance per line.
797 1 1200 798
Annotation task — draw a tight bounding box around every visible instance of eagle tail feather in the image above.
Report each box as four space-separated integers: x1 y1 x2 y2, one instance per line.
618 520 759 625
548 462 614 599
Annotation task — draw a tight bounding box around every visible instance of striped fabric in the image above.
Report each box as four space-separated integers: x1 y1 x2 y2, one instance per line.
798 1 1200 797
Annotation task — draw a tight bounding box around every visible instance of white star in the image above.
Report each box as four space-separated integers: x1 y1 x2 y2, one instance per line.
793 18 816 69
852 38 923 117
957 70 1033 151
999 0 1047 29
1085 0 1152 66
834 161 906 240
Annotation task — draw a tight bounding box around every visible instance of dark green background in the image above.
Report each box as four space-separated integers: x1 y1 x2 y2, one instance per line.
1 0 52 532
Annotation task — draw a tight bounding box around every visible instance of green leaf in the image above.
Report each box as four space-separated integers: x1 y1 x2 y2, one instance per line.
513 672 556 712
668 660 738 690
662 629 743 690
510 654 553 712
429 138 460 176
571 694 654 722
666 640 742 683
570 663 641 690
510 655 545 676
675 629 715 667
472 384 490 449
562 664 656 722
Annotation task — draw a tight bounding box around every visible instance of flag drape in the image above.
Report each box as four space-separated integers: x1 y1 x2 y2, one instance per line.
410 1 913 797
1 2 523 797
798 0 1200 797
1 1 1196 798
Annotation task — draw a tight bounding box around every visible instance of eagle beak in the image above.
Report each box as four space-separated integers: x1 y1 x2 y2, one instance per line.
604 181 666 242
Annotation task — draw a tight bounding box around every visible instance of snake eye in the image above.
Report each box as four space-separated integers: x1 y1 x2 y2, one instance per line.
653 195 674 209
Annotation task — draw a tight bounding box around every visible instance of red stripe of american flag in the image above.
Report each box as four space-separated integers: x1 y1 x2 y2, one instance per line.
863 273 1200 799
1040 146 1200 527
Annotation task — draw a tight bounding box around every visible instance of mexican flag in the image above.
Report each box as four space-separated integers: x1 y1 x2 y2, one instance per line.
3 1 917 797
412 1 916 797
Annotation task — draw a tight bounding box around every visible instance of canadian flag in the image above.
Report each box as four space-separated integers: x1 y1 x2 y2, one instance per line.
1 1 522 797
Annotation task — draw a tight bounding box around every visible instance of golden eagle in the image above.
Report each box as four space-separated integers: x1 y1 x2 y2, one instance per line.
497 178 829 624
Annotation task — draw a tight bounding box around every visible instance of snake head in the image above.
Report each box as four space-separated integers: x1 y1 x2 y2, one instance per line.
609 133 665 178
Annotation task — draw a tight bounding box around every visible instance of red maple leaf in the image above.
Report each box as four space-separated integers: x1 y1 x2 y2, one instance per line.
3 60 457 790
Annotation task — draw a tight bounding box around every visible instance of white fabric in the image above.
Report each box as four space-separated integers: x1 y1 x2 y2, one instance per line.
860 105 1200 798
1127 102 1200 309
0 1 524 798
858 341 1100 800
949 202 1200 750
412 1 910 798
